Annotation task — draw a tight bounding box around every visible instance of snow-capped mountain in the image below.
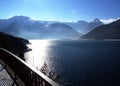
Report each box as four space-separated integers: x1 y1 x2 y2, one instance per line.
64 18 103 34
0 16 81 39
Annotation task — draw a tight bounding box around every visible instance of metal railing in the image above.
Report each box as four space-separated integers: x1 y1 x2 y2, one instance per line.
0 48 58 86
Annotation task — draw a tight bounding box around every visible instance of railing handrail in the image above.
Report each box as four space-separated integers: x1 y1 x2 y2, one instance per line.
0 48 58 86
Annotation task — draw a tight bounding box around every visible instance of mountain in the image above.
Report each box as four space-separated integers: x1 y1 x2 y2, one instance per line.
0 16 81 39
85 18 103 33
0 16 45 38
0 32 30 60
64 18 103 34
82 19 120 39
64 20 88 33
45 23 81 39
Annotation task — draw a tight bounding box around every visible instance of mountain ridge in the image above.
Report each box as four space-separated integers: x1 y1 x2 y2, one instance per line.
82 19 120 39
0 16 82 39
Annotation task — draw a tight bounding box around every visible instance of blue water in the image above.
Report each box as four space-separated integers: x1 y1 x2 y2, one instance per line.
26 40 120 86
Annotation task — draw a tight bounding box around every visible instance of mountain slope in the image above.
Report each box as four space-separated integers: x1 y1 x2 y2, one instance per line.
0 16 81 39
46 23 81 39
64 20 88 33
82 19 120 39
85 18 103 33
64 18 103 34
0 32 30 60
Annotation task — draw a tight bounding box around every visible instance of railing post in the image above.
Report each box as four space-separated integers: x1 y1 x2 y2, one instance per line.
0 48 58 86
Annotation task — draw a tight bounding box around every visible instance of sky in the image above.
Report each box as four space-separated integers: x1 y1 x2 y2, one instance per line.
0 0 120 23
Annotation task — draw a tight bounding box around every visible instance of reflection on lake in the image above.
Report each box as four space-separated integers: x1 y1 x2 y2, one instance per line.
25 40 53 69
25 40 120 86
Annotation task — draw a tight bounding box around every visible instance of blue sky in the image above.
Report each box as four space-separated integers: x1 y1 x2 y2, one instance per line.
0 0 120 22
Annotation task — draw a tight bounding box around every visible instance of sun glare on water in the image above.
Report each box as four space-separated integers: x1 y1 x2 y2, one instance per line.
25 40 53 70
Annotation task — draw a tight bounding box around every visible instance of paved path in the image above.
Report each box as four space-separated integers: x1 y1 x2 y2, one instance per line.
0 64 16 86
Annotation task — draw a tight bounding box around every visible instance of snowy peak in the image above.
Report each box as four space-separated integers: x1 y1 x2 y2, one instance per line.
0 16 81 39
77 20 88 24
10 16 30 20
9 16 31 23
93 18 101 22
91 18 103 24
83 18 104 33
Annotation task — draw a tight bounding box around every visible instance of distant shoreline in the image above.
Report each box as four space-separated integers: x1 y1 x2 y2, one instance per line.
27 39 120 42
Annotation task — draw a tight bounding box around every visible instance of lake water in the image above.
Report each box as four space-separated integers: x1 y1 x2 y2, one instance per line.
25 40 120 86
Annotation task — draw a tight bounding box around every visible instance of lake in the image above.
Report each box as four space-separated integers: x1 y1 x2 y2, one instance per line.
25 40 120 86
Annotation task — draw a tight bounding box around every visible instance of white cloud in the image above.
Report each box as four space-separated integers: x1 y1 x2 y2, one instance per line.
100 18 120 24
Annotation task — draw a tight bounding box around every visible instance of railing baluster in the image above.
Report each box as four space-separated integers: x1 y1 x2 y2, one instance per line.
0 48 58 86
